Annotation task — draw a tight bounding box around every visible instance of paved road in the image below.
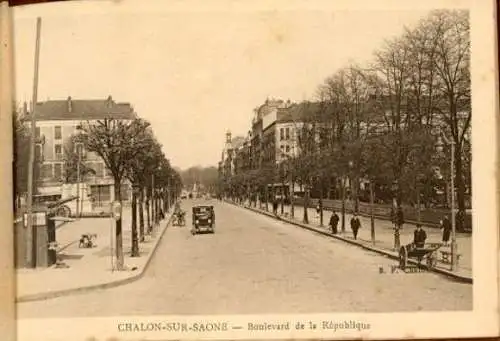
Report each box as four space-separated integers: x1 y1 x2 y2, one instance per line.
17 200 471 318
273 203 472 273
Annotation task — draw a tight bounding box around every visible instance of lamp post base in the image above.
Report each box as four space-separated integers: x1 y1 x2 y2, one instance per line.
450 240 459 271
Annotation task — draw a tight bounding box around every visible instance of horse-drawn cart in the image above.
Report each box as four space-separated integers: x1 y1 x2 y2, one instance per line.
398 243 442 270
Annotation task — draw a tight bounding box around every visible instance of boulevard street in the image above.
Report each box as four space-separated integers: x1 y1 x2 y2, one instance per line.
17 200 471 318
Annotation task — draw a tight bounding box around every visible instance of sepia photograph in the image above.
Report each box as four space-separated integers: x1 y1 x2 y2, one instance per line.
5 0 498 340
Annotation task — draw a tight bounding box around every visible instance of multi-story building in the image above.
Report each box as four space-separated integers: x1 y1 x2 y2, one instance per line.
23 96 137 207
218 131 246 179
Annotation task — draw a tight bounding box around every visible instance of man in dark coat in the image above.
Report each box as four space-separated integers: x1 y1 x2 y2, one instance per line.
329 211 339 234
350 213 361 240
413 224 427 248
272 197 278 215
441 214 452 246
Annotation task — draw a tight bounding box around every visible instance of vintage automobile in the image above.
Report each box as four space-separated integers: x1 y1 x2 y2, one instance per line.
191 205 215 234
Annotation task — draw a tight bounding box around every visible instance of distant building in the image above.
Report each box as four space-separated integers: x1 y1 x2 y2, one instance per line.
22 96 137 207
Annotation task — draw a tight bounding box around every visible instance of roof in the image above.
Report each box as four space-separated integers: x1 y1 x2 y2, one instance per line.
276 101 324 123
23 96 136 121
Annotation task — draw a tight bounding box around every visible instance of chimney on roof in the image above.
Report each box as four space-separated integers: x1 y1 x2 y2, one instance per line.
107 95 113 108
226 130 232 143
67 96 72 112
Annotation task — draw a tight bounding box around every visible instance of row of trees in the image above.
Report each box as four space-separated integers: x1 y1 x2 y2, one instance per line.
77 117 182 270
221 10 471 230
14 108 182 271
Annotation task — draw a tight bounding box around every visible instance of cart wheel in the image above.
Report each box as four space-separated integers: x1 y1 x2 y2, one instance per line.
426 252 437 268
399 246 408 270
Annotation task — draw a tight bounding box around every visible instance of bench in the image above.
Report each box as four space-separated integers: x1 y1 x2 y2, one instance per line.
440 250 462 265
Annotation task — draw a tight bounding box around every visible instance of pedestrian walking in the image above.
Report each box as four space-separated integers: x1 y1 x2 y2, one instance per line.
273 197 278 215
440 214 452 246
329 211 339 234
316 199 322 219
350 213 361 240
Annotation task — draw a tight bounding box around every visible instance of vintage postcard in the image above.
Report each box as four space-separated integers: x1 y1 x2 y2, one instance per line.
5 0 499 340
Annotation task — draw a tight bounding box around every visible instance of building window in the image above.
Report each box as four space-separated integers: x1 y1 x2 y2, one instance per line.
35 143 43 161
41 164 52 179
55 144 63 159
285 127 290 140
90 185 111 205
54 163 62 179
74 143 83 155
54 126 62 140
95 162 104 177
280 128 284 140
286 145 290 153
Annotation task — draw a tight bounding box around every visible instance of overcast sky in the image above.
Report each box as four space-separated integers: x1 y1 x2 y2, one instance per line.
13 1 436 170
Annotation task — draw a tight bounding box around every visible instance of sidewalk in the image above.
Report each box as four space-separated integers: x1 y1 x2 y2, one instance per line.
236 200 472 282
16 206 174 302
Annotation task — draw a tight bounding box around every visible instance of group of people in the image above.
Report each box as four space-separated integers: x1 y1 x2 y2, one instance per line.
325 206 454 247
326 210 361 239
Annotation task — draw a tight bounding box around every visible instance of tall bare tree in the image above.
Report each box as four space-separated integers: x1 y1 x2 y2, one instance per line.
77 118 150 270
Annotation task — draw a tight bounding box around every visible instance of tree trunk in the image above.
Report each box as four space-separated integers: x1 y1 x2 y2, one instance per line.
131 190 139 257
113 181 124 270
139 190 145 242
303 182 309 224
264 184 269 211
145 195 151 234
319 180 324 227
354 176 360 213
341 177 346 233
281 179 285 215
454 146 466 231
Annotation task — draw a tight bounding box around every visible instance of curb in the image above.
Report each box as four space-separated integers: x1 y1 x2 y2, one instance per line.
228 201 472 284
16 210 175 303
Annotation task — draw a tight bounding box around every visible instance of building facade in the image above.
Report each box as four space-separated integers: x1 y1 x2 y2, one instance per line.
23 96 137 207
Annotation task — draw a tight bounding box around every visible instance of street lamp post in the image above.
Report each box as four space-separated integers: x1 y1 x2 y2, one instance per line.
370 180 375 244
438 133 458 271
341 160 354 234
392 180 401 251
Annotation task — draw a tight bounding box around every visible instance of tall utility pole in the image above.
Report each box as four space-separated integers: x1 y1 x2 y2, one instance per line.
26 18 42 268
